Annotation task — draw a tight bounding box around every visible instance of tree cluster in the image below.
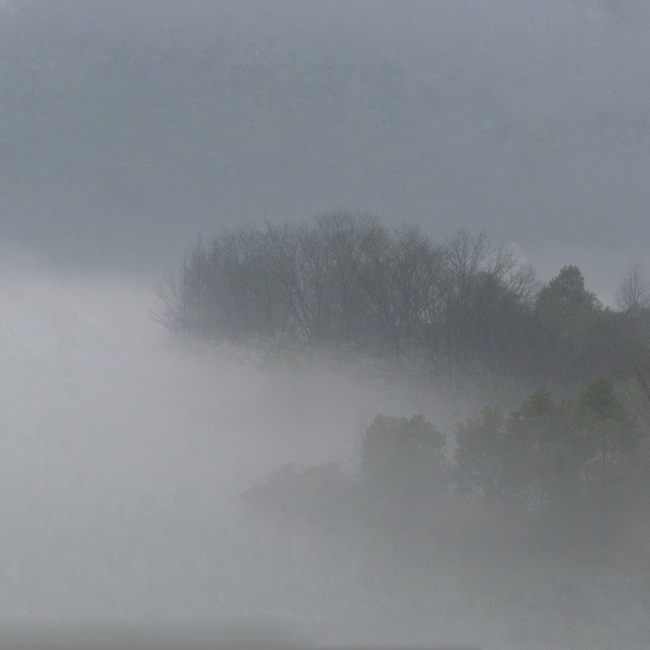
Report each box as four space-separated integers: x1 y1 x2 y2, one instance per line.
357 379 645 554
245 376 648 563
160 211 650 395
453 377 643 550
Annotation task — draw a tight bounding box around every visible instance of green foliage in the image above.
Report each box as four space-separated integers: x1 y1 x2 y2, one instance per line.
507 388 579 511
242 378 649 568
360 414 447 504
519 387 554 418
540 265 601 314
580 375 621 421
575 375 641 495
453 406 507 498
536 265 603 344
453 376 646 553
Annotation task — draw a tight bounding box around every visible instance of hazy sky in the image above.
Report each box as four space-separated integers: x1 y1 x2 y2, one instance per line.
1 0 649 298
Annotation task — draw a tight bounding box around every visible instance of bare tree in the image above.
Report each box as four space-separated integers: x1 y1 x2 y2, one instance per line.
616 262 650 313
435 229 538 388
159 213 650 395
314 210 377 349
151 270 186 335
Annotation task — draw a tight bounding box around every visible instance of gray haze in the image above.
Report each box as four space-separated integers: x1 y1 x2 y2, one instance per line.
0 269 478 645
2 2 650 647
1 0 649 295
1 272 648 646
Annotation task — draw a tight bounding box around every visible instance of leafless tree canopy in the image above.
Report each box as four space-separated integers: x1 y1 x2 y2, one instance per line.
159 211 650 394
616 262 650 313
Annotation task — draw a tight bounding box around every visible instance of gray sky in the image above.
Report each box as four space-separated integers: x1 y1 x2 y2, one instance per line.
1 0 649 297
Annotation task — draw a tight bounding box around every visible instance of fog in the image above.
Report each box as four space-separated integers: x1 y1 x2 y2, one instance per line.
2 1 650 647
0 269 647 648
0 267 475 645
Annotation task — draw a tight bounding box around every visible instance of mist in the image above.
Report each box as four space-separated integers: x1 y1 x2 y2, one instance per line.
2 1 650 648
0 266 475 645
1 261 648 648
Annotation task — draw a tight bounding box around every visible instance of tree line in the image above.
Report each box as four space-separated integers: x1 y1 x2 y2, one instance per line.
357 374 648 558
159 210 650 396
244 373 650 567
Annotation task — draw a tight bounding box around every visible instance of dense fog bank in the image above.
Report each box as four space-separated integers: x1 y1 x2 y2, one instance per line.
0 270 647 648
0 272 438 621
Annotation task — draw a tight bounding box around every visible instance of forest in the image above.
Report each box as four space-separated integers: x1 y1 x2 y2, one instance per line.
160 211 650 581
159 211 650 394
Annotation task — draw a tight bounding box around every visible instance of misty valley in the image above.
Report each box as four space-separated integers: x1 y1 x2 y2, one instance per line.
2 0 650 648
2 213 649 648
155 212 650 647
